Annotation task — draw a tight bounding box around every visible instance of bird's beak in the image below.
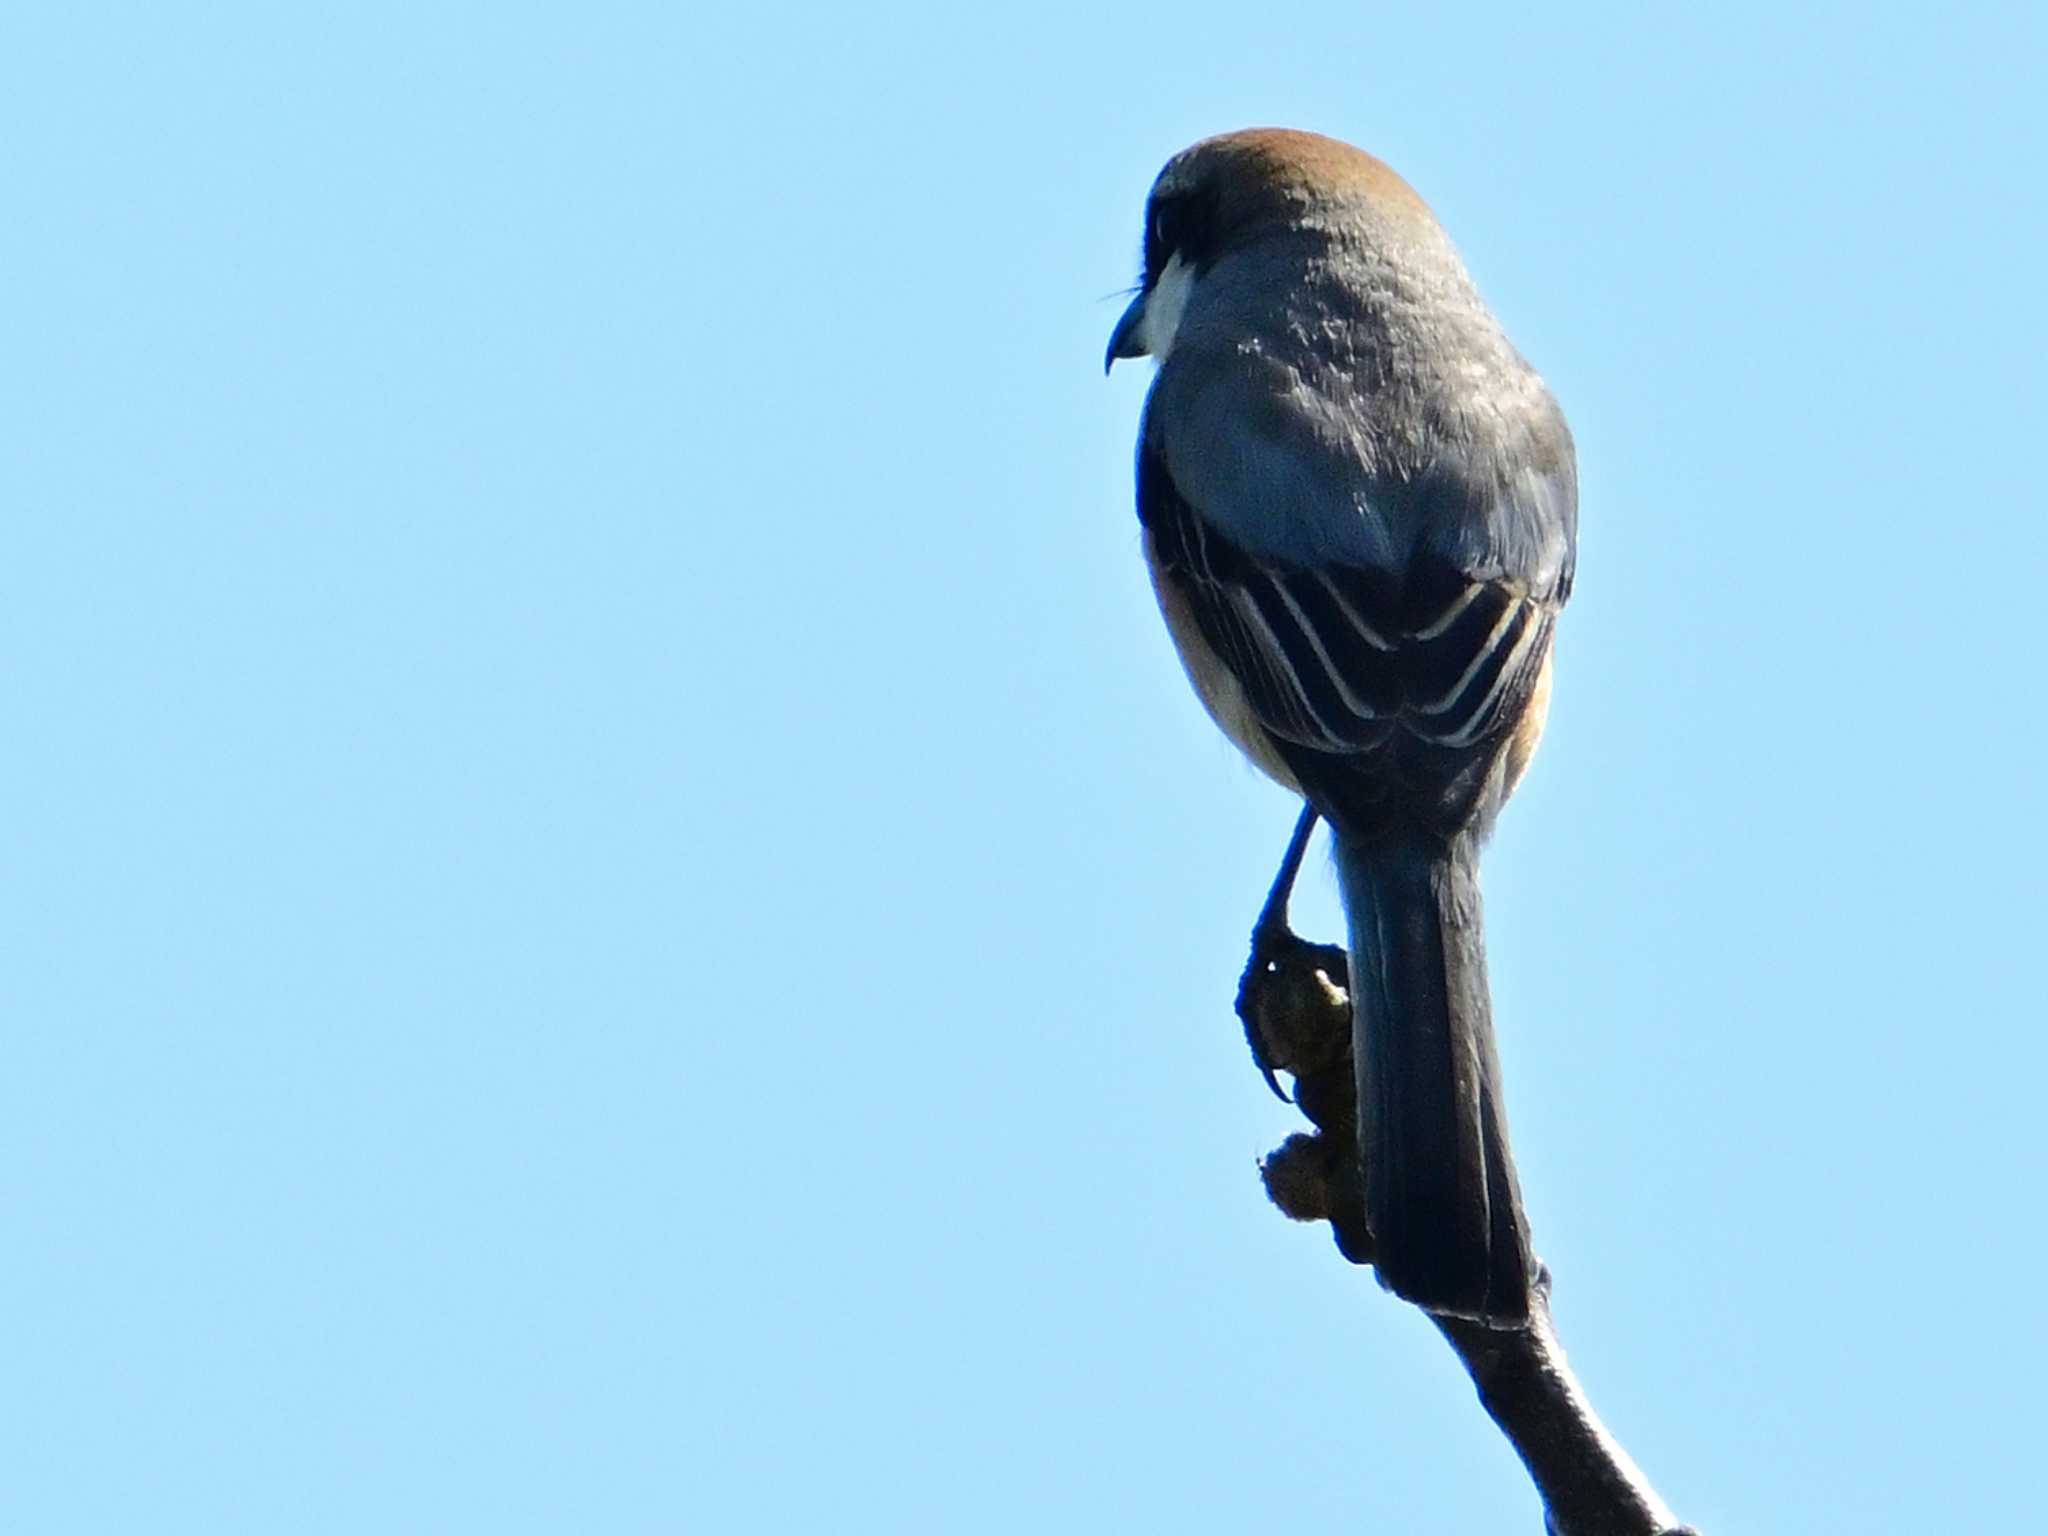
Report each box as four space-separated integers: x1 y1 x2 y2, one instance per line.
1104 290 1149 374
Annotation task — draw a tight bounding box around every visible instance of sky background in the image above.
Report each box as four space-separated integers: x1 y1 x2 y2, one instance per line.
5 3 2045 1531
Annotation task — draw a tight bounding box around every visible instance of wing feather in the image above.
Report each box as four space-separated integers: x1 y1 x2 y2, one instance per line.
1139 441 1564 829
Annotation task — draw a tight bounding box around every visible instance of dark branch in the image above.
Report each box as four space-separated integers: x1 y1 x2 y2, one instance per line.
1238 906 1696 1536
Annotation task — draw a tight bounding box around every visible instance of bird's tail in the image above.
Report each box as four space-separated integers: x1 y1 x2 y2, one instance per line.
1333 831 1535 1324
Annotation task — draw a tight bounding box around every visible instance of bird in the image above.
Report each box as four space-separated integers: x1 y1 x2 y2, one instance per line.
1105 129 1576 1325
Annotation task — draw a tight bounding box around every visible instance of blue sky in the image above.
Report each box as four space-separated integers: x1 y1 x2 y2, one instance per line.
5 3 2044 1531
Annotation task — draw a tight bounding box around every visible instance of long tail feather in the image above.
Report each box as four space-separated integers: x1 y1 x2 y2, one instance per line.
1334 832 1535 1323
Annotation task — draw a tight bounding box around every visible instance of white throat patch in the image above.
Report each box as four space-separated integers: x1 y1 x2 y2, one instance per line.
1138 252 1195 362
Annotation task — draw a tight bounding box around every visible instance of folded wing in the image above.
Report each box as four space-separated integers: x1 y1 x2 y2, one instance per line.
1140 441 1565 838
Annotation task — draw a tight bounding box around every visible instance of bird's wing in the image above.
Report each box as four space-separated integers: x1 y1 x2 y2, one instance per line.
1141 441 1563 762
1135 323 1578 835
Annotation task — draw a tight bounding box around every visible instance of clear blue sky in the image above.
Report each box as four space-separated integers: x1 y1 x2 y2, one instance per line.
6 3 2044 1531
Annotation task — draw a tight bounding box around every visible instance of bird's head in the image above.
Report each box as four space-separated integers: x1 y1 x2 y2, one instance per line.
1105 128 1437 374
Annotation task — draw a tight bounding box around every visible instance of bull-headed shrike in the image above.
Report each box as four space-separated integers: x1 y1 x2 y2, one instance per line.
1107 130 1576 1325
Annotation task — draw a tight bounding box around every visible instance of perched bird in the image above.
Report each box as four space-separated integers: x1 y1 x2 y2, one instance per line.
1106 130 1576 1324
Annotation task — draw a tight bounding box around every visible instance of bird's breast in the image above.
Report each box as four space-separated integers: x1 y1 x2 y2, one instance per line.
1142 529 1302 792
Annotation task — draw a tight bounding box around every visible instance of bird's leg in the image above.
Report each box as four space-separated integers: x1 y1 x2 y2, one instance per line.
1231 805 1374 1260
1254 801 1319 951
1234 804 1353 1101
